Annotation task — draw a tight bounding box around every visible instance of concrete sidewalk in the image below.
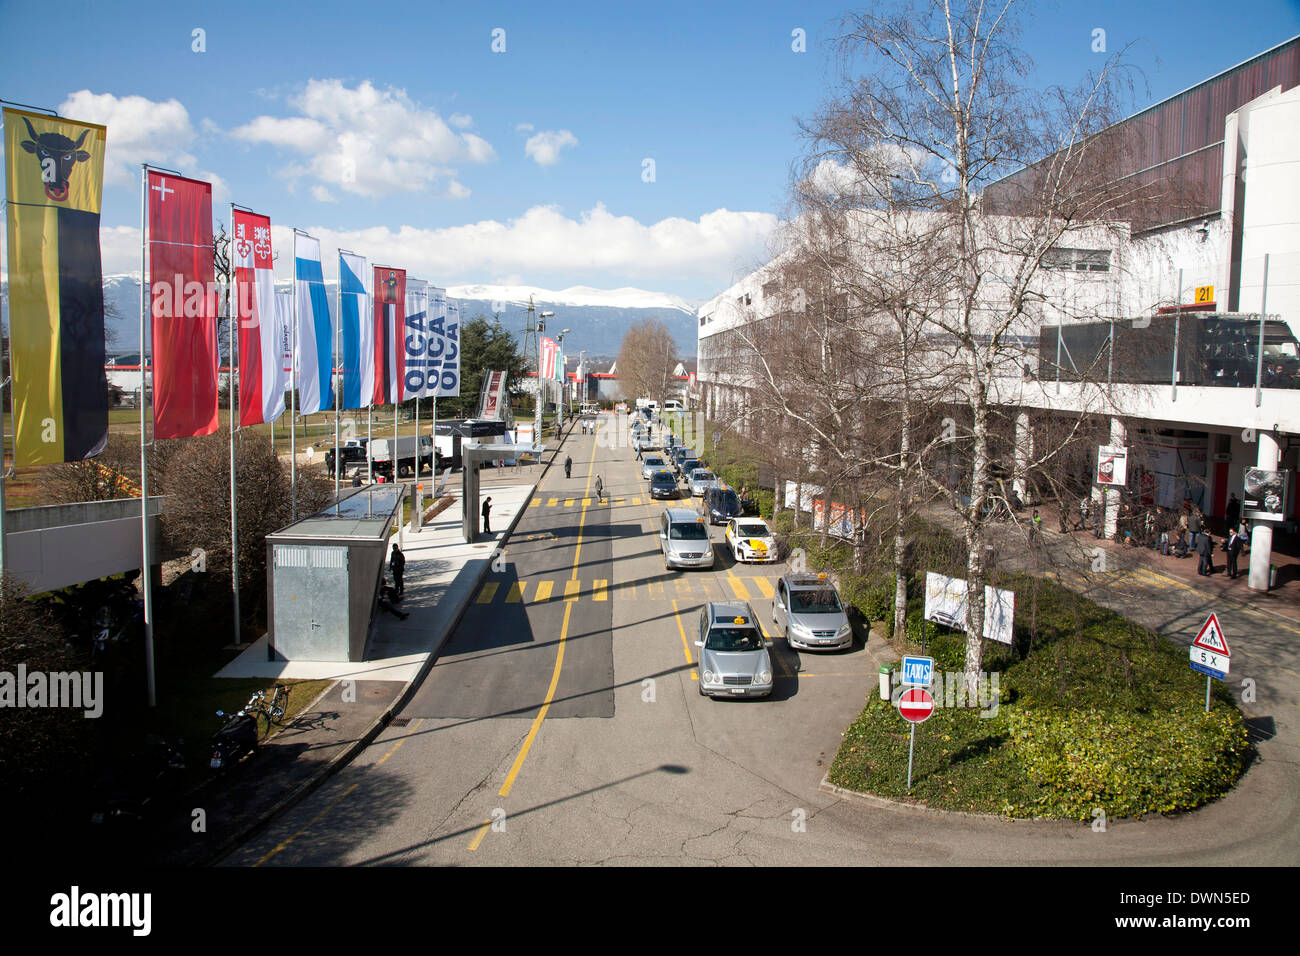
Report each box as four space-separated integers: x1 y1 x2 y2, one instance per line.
144 420 578 866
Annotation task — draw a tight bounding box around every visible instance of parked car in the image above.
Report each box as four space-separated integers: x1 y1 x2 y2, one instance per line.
658 508 715 570
694 601 774 698
678 456 702 479
649 469 678 499
725 517 778 564
641 455 668 479
635 434 659 452
670 446 691 469
688 468 718 497
772 573 853 651
699 484 743 524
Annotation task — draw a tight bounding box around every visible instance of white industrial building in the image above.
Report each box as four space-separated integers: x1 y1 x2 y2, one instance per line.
697 36 1300 592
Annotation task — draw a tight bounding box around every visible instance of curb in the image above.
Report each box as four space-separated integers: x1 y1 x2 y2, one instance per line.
204 475 543 866
817 773 1076 826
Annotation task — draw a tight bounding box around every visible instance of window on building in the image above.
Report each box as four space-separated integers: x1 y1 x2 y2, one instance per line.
1042 247 1111 272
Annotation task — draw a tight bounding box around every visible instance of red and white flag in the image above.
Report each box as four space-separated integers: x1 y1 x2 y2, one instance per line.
148 171 219 439
540 337 558 380
233 209 286 425
373 266 406 405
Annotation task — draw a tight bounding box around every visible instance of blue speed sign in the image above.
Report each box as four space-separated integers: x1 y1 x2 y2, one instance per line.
901 655 934 687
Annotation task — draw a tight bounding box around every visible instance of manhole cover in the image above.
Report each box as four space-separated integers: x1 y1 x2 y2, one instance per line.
366 685 393 699
390 716 411 727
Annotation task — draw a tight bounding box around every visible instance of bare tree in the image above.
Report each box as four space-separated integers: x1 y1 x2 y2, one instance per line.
616 318 679 410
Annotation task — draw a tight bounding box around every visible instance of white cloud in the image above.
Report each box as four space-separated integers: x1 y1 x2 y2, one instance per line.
524 129 578 167
446 181 471 199
230 79 496 198
312 184 337 203
449 113 474 129
288 204 776 283
515 122 535 133
59 90 197 185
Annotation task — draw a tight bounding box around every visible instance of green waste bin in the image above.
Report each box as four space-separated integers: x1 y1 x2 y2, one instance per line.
879 663 895 701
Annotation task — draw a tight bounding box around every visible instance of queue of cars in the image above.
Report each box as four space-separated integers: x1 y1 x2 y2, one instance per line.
623 415 855 701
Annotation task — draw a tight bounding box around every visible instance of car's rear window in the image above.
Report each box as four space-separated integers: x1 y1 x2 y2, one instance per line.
737 523 768 537
692 470 715 482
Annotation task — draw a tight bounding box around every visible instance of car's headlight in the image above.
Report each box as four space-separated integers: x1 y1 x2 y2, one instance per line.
757 669 772 684
837 623 852 637
790 622 813 636
702 670 716 684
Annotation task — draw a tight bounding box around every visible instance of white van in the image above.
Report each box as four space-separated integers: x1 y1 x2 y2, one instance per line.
663 399 685 412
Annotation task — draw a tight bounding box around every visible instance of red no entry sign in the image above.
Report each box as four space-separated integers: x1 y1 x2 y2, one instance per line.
898 687 934 723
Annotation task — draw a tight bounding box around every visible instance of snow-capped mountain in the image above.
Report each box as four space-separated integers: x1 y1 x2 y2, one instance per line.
5 275 703 359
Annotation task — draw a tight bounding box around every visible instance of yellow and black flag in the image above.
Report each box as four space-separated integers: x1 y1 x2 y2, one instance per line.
3 107 109 465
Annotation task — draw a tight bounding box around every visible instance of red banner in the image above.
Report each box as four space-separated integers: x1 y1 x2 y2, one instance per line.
148 171 219 439
232 209 282 426
373 267 406 405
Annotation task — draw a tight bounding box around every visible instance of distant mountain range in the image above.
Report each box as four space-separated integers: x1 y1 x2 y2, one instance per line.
2 277 703 359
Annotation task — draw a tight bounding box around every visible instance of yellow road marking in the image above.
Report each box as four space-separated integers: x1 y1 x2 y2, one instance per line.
647 581 665 599
582 497 592 507
476 582 499 604
468 819 492 851
727 573 751 601
547 497 558 507
533 580 554 602
531 497 541 507
632 497 642 505
256 718 423 866
671 599 697 679
753 577 775 599
505 582 527 603
499 600 573 797
564 579 581 601
564 498 575 506
593 579 608 601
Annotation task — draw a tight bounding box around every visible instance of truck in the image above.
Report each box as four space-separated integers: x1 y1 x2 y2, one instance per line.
368 435 435 480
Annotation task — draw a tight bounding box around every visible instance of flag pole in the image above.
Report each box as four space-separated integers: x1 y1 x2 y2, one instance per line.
290 231 299 521
139 165 157 706
333 249 341 508
228 202 242 646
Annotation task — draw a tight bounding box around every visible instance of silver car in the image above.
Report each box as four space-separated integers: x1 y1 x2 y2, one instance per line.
641 455 668 479
659 508 715 570
688 468 718 496
695 602 774 698
773 573 853 651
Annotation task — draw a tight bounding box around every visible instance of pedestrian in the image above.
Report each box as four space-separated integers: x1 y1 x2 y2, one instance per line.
482 496 493 534
1030 508 1042 543
352 473 362 487
1225 493 1241 531
1188 507 1202 549
635 442 643 462
1077 497 1090 532
1197 529 1214 575
389 543 406 597
564 455 572 479
1227 526 1245 579
595 474 604 503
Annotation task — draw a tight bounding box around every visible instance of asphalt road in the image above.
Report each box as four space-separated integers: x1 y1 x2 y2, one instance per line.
226 415 1298 866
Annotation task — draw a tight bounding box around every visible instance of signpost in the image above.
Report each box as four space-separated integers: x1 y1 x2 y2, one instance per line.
1188 612 1231 713
897 687 934 790
901 655 934 688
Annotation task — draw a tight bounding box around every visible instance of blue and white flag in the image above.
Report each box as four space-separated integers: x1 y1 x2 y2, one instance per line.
437 298 461 397
294 233 335 414
339 251 372 409
421 285 448 400
402 278 431 400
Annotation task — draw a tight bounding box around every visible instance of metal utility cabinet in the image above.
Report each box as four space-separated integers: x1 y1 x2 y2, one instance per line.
265 484 404 662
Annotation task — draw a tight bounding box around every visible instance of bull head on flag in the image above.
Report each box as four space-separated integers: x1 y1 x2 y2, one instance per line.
19 114 91 202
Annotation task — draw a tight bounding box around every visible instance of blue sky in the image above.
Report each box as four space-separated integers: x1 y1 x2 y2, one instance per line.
2 0 1298 300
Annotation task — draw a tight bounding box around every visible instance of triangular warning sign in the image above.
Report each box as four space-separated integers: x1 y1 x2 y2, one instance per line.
1193 612 1230 656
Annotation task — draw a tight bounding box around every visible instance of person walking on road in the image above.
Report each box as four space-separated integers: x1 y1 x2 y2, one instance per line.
389 543 406 598
1227 526 1245 579
482 496 493 535
595 474 604 503
564 455 572 479
1196 529 1214 576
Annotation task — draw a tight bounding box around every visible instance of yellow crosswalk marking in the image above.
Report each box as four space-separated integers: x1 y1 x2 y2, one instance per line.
505 582 527 603
476 582 499 604
617 581 636 599
646 581 665 599
564 498 575 506
582 498 592 507
564 579 581 601
753 577 775 599
727 575 751 601
533 580 554 602
616 497 626 504
593 579 608 601
632 497 642 505
531 498 542 507
547 497 558 507
675 578 691 596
